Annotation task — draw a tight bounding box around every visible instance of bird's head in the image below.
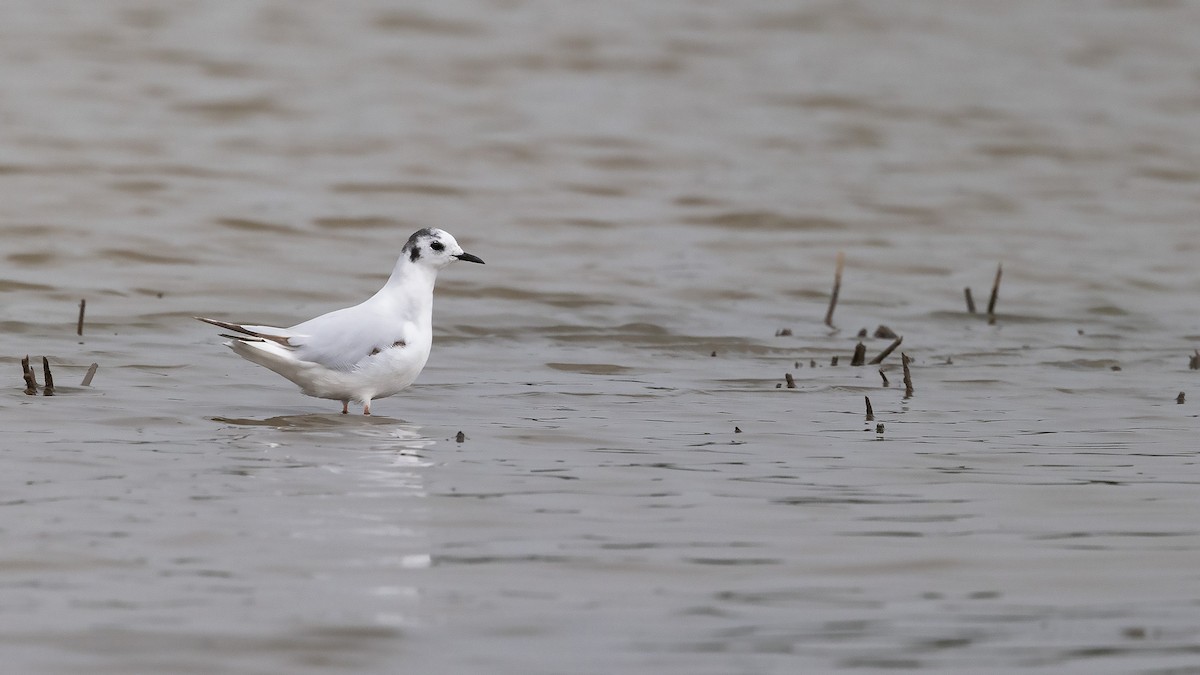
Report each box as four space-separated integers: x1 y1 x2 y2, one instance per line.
402 228 485 268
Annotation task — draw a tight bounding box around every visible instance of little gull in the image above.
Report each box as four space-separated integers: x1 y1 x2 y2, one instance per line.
197 228 484 415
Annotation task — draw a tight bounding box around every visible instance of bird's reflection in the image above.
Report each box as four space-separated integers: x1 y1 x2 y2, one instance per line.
212 413 408 429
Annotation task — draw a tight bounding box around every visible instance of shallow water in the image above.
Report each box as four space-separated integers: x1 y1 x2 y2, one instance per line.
3 1 1200 673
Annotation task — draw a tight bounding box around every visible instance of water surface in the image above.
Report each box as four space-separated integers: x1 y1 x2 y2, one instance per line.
3 1 1200 673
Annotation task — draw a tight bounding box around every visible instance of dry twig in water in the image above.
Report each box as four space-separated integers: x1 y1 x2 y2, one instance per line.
865 396 874 421
850 342 866 366
784 373 796 389
879 369 889 387
869 336 903 365
987 264 1002 325
21 356 38 395
824 252 844 328
77 299 86 337
902 353 913 398
1190 350 1199 370
42 357 55 396
81 363 99 387
964 287 976 314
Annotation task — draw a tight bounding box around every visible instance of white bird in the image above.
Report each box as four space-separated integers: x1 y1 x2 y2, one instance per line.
197 228 484 415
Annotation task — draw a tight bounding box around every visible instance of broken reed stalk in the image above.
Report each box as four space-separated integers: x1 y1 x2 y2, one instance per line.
902 353 913 398
850 342 866 366
879 368 890 387
82 363 98 387
864 395 874 421
1190 350 1199 370
964 287 976 314
77 299 86 337
784 373 796 389
21 356 38 395
42 357 55 396
987 264 1002 324
869 336 903 365
824 251 844 328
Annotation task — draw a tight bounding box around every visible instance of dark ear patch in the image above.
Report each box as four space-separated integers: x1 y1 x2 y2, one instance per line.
409 245 421 262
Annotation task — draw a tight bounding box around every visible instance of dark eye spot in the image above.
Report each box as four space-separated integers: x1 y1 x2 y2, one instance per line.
430 242 444 252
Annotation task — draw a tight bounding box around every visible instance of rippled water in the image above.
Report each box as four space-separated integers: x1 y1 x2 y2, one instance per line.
4 1 1200 673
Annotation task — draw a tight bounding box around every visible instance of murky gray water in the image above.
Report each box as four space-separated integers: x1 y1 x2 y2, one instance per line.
4 1 1200 673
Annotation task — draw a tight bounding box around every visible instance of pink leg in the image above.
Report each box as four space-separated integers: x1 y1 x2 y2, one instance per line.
341 400 349 414
363 400 372 416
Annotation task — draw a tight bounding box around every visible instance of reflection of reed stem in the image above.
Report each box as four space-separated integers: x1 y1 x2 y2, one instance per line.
824 252 844 328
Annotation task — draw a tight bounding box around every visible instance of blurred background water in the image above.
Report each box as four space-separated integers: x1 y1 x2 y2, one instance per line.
2 1 1200 673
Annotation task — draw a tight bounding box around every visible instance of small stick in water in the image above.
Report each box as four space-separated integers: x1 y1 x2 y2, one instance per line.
865 395 874 421
987 264 1002 324
824 251 844 328
1190 350 1199 370
42 357 55 396
879 369 890 387
784 373 796 388
850 342 866 366
830 355 839 367
21 356 38 395
869 336 903 365
81 363 99 387
902 353 913 399
1177 392 1186 404
964 287 976 314
77 299 86 337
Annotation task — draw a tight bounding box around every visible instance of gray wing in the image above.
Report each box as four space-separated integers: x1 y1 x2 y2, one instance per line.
286 304 408 371
198 306 405 372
